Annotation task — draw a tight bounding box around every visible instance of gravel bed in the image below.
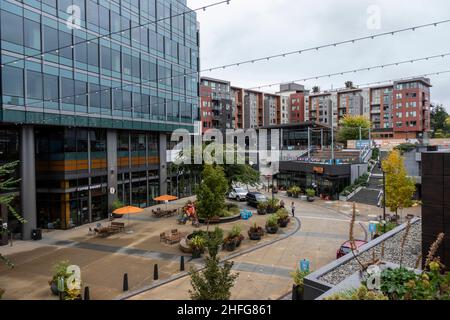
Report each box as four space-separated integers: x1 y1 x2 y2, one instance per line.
319 220 422 286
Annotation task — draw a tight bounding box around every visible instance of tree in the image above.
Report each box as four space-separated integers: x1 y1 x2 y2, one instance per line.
382 150 416 218
311 86 320 93
0 161 25 268
337 115 371 144
174 144 260 190
0 161 25 298
430 104 449 137
189 227 239 300
195 165 228 230
345 81 355 89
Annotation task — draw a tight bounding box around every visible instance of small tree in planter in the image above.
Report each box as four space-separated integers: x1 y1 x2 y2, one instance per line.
257 202 268 215
223 225 244 251
190 235 206 259
289 186 301 198
189 230 239 300
266 198 280 214
48 260 82 300
248 223 264 241
265 214 279 234
291 268 310 300
196 165 228 231
276 208 290 228
306 188 316 202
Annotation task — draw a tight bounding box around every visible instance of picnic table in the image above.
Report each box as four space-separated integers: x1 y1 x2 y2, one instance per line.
94 222 125 237
152 208 178 218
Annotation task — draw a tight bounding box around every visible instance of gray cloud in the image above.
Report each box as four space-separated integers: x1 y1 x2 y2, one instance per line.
188 0 450 111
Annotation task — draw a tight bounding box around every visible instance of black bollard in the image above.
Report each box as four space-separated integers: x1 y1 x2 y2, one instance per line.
180 256 185 271
123 273 129 291
153 264 159 280
84 286 90 300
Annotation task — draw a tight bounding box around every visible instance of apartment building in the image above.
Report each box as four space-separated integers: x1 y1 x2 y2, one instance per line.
307 78 432 139
200 77 233 133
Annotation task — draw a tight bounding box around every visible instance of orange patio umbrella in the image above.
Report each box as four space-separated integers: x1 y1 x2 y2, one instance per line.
153 195 178 211
113 206 144 233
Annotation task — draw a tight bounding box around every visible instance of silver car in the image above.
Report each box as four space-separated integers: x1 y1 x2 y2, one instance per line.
228 187 248 201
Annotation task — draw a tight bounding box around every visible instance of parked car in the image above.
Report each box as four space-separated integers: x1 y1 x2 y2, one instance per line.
246 192 268 208
228 187 248 201
336 240 368 259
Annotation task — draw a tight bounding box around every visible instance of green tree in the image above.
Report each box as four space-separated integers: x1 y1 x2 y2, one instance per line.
337 115 371 144
382 150 416 217
0 161 25 298
430 104 449 137
174 144 260 190
189 227 238 300
311 86 320 93
345 81 355 89
195 165 228 230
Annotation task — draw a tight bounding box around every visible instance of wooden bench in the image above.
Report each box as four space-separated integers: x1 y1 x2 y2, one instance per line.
110 222 125 232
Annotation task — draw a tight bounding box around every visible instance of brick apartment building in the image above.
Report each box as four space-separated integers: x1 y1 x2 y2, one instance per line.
200 77 432 139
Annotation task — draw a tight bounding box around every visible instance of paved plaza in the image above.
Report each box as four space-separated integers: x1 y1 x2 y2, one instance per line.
0 194 372 300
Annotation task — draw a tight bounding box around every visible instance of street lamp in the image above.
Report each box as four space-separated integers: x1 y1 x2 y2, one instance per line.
382 169 387 233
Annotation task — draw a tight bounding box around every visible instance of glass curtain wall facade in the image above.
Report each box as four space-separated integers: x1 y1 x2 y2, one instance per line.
0 0 200 233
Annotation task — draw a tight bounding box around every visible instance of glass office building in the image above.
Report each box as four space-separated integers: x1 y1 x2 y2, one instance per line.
0 0 200 237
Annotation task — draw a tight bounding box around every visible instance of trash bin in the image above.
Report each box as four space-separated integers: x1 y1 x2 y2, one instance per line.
31 229 42 241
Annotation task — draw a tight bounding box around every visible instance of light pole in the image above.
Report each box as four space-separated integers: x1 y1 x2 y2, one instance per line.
382 169 387 233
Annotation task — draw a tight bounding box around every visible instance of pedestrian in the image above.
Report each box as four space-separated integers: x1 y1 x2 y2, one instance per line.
280 200 285 209
291 202 295 217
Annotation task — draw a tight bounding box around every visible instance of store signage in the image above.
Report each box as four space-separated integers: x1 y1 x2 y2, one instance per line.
76 184 102 192
313 166 324 174
110 187 116 195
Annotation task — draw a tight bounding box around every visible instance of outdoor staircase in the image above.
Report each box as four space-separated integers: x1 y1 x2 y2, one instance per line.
347 154 386 206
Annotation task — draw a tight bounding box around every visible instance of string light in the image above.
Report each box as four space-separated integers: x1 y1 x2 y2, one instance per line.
2 0 231 67
202 19 450 72
247 52 450 90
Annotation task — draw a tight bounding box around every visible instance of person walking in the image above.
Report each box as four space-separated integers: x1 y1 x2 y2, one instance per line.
291 202 295 217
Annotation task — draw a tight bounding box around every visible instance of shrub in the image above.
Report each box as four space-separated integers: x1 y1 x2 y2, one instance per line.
306 188 316 198
190 235 206 251
276 208 289 220
266 214 279 228
325 285 388 300
289 186 301 196
229 225 242 239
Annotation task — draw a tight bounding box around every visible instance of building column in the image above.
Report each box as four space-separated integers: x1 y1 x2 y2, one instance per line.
159 133 168 195
20 125 37 240
107 130 118 213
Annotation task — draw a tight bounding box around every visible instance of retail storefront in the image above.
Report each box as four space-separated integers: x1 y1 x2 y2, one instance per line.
276 161 351 199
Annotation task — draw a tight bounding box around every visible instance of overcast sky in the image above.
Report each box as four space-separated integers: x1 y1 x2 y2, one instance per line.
187 0 450 112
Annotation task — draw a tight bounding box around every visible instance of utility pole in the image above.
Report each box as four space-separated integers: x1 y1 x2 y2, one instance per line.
321 129 324 150
307 127 311 159
331 110 335 163
359 126 362 142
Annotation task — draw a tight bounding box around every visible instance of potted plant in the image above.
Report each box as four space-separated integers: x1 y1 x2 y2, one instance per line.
229 225 244 247
248 223 264 241
265 214 279 234
306 188 316 202
0 288 4 300
190 235 206 259
222 236 237 252
49 260 71 296
257 202 268 215
291 268 310 300
266 198 280 214
289 186 301 198
276 208 290 228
